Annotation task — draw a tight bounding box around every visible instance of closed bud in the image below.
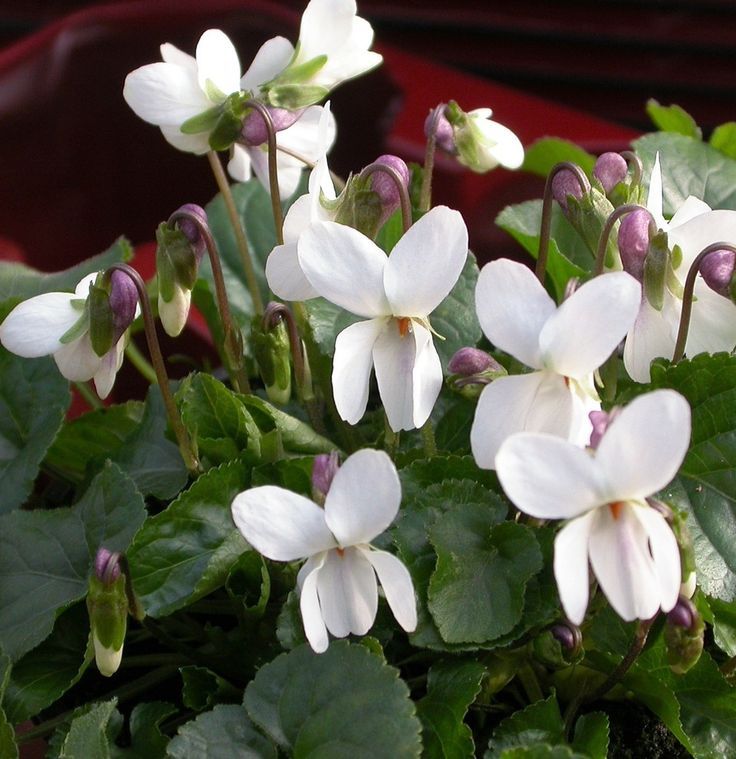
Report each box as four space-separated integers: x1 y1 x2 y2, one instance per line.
447 347 506 399
699 248 736 300
369 155 410 227
241 106 303 146
109 270 139 344
533 622 583 668
665 596 704 674
551 169 584 210
593 152 628 194
312 451 340 503
174 204 208 262
425 105 456 154
643 229 670 311
253 304 292 405
95 547 122 586
618 208 652 281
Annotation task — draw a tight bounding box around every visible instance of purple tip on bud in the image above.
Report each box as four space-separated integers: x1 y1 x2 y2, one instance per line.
109 270 139 343
551 169 584 210
551 623 580 651
618 208 652 281
370 155 410 222
175 203 208 261
593 152 628 193
312 451 340 499
667 596 696 630
425 105 456 154
94 547 121 586
448 347 496 376
699 248 736 298
241 107 303 146
588 407 620 449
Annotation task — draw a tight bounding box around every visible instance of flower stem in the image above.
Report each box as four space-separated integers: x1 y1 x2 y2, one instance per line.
73 381 103 410
421 419 437 457
124 339 157 384
168 209 251 394
419 105 444 212
106 264 200 474
672 242 736 363
594 203 651 276
359 162 412 233
206 150 264 315
621 150 643 190
536 162 590 284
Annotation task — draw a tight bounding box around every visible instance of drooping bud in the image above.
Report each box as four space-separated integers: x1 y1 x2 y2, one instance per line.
253 303 293 405
447 347 506 399
108 270 139 344
425 105 456 154
618 208 652 281
369 155 410 227
664 596 704 674
551 169 584 210
643 229 670 311
699 248 736 300
593 152 628 194
312 451 340 504
175 203 208 262
95 547 122 586
532 621 583 668
588 407 621 449
241 106 304 146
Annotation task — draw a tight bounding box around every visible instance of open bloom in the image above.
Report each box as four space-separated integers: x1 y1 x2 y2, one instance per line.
471 259 640 468
496 389 690 624
0 272 132 398
297 206 468 430
231 449 416 652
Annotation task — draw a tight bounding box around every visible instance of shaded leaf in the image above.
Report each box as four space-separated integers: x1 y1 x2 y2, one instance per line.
522 138 596 178
709 122 736 160
646 100 702 139
113 702 176 759
60 699 121 759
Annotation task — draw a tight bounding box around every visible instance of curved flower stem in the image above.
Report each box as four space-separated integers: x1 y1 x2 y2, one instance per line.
536 162 591 284
263 302 306 395
420 104 444 212
168 209 251 394
594 203 652 276
621 150 643 190
124 339 157 384
359 162 413 233
672 242 736 363
244 99 284 245
206 150 264 315
106 263 200 475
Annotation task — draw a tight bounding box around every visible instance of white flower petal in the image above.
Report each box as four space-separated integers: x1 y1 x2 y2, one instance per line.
240 36 295 92
231 486 336 561
553 512 596 625
0 292 78 357
298 0 357 62
123 63 210 126
277 105 337 165
668 209 736 271
298 222 390 318
195 29 241 99
159 284 191 337
496 431 602 520
332 318 385 424
410 323 443 429
248 144 305 200
93 340 125 400
646 153 664 229
361 547 417 632
475 259 555 369
160 125 211 155
470 116 525 170
227 143 253 182
470 371 575 469
540 272 640 378
324 449 401 546
266 242 318 301
589 503 662 621
632 505 681 613
384 207 468 317
623 293 678 383
160 42 196 69
53 333 101 382
668 196 711 228
316 546 378 637
687 281 736 356
595 389 691 501
298 553 329 653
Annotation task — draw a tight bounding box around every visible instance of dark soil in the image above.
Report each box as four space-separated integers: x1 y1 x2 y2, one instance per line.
604 702 691 758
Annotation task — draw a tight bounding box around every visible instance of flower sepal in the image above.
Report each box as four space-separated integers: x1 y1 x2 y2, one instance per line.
265 83 330 111
643 229 672 311
252 310 292 405
208 92 251 151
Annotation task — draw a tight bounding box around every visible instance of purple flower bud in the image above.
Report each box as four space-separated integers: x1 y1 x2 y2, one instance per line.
618 208 652 281
448 347 496 376
551 169 584 210
551 622 581 652
425 105 456 155
699 248 736 298
312 451 340 500
370 155 410 224
175 203 208 262
593 152 628 193
94 547 121 586
109 270 139 343
588 407 621 449
241 107 303 147
667 596 696 630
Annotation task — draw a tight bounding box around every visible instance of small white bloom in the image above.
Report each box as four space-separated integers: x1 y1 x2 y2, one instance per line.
455 108 524 172
297 206 468 431
0 273 127 399
470 259 640 468
496 389 690 625
231 449 417 653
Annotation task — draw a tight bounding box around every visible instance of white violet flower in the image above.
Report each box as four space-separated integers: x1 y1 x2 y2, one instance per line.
470 259 640 468
231 448 417 653
496 389 690 625
297 206 468 431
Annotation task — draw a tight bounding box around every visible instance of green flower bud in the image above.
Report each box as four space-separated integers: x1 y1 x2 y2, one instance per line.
532 622 583 668
643 230 670 311
87 548 128 677
665 596 704 674
253 305 292 405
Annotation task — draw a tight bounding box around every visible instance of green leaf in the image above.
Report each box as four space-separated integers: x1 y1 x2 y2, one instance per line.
0 237 132 303
109 385 189 500
60 699 121 759
45 402 143 482
416 659 486 758
709 122 736 160
4 603 91 723
428 514 543 644
167 704 276 758
304 296 361 358
486 694 565 758
0 350 70 512
0 653 18 759
708 596 736 656
521 138 596 179
180 666 240 712
399 455 499 500
244 641 422 757
128 461 249 618
113 702 176 759
571 713 609 759
646 99 702 139
633 133 736 216
0 462 145 660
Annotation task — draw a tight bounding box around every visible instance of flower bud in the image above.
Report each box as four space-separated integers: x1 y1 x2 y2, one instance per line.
425 105 456 154
665 596 704 674
95 547 122 586
312 451 340 504
618 208 652 281
699 248 736 300
241 106 304 147
447 347 506 399
175 203 208 263
593 152 628 194
370 155 410 227
551 169 584 210
253 304 292 405
667 596 695 629
532 622 583 668
109 270 139 344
